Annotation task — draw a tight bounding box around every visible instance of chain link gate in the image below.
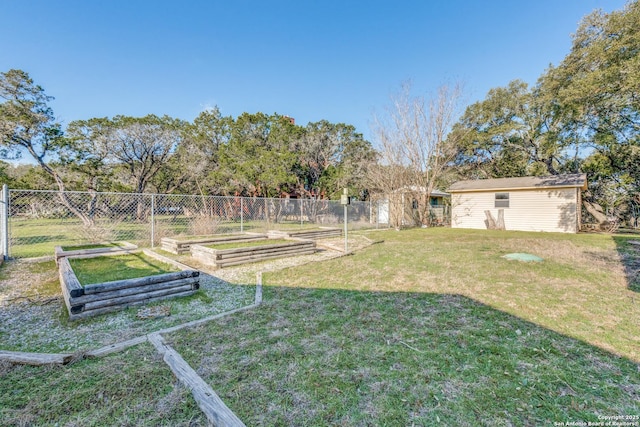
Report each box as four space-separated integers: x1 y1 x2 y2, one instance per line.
5 189 376 259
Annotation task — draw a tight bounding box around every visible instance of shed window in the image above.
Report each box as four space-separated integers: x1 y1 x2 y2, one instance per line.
495 192 509 208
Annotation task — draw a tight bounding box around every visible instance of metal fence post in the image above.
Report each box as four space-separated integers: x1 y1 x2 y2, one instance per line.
1 185 8 260
240 197 244 233
300 199 303 226
150 194 155 248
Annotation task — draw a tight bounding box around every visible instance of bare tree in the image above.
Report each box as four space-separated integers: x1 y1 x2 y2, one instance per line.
368 82 465 228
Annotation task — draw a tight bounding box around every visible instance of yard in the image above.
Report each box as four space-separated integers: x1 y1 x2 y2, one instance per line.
1 228 639 425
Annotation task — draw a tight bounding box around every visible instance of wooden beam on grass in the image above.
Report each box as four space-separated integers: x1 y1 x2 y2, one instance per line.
0 350 74 366
148 333 246 427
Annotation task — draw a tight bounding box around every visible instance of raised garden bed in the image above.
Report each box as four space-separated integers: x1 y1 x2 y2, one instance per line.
59 252 199 320
191 238 316 269
267 227 342 240
54 241 138 264
160 233 266 254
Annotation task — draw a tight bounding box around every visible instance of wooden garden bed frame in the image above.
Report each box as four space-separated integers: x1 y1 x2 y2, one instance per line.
267 227 342 240
191 238 316 269
160 233 266 254
59 251 200 320
54 241 138 264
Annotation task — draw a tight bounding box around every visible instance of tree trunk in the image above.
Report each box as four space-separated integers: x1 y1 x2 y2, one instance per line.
582 190 609 229
27 147 94 227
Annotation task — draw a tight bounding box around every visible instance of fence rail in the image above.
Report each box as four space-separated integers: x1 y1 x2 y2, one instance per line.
0 188 453 259
2 189 379 259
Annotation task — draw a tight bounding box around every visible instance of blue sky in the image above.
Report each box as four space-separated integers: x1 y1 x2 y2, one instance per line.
0 0 628 145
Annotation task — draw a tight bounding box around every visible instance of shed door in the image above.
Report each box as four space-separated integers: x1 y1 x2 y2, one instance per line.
377 199 389 224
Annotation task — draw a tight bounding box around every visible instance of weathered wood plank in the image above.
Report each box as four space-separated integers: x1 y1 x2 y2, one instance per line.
84 336 149 358
59 257 84 298
215 249 316 268
142 249 196 271
83 270 199 294
255 272 263 304
161 234 267 254
83 284 196 311
69 289 197 320
211 240 312 256
55 242 138 263
215 244 315 261
70 277 199 305
267 228 341 240
149 334 246 427
0 350 74 366
191 239 316 269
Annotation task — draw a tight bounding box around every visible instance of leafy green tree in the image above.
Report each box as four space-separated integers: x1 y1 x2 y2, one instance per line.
215 113 299 197
451 80 579 180
538 1 640 227
171 107 232 195
292 120 375 199
67 115 186 194
0 69 96 224
541 2 640 145
0 160 14 187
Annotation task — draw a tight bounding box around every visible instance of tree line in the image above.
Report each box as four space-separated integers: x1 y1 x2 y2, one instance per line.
0 75 375 202
1 1 639 229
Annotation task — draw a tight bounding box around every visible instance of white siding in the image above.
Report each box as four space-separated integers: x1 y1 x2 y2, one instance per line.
451 188 579 233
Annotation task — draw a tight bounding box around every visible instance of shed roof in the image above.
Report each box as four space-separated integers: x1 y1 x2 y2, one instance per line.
391 186 450 197
448 173 587 193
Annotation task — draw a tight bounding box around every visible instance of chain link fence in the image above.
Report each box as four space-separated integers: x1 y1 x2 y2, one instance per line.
2 188 382 259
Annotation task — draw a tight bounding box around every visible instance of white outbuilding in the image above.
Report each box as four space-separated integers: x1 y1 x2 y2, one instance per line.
448 174 587 233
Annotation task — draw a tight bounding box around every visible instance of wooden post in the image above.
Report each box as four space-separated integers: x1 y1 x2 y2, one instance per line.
255 272 263 304
496 209 505 230
484 210 497 229
1 184 8 260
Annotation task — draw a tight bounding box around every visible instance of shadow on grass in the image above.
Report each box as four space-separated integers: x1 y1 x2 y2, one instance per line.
612 232 640 292
167 285 640 426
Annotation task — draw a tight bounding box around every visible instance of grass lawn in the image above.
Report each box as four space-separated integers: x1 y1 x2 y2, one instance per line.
0 344 207 426
69 253 179 285
8 216 319 258
165 228 640 425
60 242 123 251
2 228 639 425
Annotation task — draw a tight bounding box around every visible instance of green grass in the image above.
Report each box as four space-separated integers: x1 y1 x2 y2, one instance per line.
60 242 122 251
0 344 206 426
7 216 330 258
205 238 291 250
69 253 179 285
3 227 640 425
164 228 640 425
